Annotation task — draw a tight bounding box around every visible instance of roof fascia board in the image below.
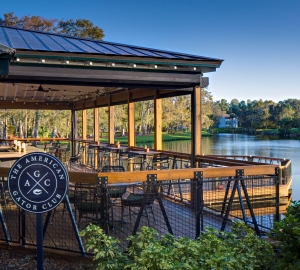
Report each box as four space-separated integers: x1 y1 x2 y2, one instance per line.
14 52 223 68
10 62 217 75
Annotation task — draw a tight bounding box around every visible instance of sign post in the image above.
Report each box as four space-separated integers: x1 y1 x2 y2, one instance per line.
8 152 69 270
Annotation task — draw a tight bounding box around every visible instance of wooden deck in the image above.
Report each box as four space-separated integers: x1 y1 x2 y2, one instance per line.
0 187 280 253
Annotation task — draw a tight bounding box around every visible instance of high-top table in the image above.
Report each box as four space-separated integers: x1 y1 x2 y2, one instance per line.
103 145 129 166
128 150 160 171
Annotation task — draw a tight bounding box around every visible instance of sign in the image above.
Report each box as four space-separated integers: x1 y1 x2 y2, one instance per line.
8 152 69 214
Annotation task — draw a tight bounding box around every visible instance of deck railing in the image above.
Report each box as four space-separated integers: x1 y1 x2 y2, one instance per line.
0 150 290 256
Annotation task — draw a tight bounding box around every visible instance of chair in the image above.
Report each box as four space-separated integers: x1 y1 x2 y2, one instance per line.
128 152 147 171
73 183 104 226
151 154 169 170
69 146 85 169
87 144 96 168
121 182 157 229
101 166 127 228
101 166 126 199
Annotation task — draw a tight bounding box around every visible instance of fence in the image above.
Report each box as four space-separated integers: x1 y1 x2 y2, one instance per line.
0 166 280 254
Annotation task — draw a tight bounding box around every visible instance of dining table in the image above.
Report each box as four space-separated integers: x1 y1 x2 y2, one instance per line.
128 150 161 171
103 145 129 166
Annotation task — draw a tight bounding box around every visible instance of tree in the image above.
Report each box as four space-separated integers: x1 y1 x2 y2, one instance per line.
0 12 57 32
57 19 104 40
0 12 104 40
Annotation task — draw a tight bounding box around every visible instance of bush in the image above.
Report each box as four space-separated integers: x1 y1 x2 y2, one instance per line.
270 200 300 269
81 222 275 270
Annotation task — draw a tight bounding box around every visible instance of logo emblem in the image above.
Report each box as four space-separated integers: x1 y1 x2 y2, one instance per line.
8 152 69 213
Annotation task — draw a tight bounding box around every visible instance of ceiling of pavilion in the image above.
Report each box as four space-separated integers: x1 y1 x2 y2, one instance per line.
0 25 223 109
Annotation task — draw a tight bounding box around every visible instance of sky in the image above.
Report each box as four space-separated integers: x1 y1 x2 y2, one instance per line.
1 0 300 103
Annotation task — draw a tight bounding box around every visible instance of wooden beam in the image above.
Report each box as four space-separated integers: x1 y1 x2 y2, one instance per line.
128 92 135 146
108 98 114 144
8 66 201 87
154 91 162 150
94 165 278 184
74 89 192 111
0 164 279 185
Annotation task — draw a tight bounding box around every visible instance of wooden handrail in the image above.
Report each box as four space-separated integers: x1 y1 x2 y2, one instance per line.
0 164 278 185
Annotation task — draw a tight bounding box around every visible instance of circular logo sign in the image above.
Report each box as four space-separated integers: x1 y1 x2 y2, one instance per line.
8 152 69 214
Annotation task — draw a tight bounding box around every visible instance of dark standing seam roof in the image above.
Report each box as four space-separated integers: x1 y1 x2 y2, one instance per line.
0 25 222 62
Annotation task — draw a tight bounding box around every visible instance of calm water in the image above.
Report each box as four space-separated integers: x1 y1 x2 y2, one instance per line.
146 134 300 200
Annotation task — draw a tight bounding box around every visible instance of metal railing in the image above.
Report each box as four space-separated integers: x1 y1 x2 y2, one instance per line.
0 161 282 254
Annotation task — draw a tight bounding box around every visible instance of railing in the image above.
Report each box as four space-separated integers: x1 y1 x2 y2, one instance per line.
0 165 281 254
0 150 290 256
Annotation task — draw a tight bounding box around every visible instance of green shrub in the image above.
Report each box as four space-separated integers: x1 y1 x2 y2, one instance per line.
270 200 300 270
81 222 275 270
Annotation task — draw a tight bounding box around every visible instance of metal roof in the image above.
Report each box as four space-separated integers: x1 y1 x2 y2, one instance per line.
0 25 222 62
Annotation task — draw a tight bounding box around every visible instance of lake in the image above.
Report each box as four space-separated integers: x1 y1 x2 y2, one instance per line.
144 134 300 201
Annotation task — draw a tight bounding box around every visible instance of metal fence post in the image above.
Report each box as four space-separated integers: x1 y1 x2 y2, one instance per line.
275 167 280 222
20 209 26 246
194 171 203 238
98 176 109 234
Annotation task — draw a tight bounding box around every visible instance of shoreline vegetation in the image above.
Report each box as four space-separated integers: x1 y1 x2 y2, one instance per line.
99 128 299 145
211 127 300 138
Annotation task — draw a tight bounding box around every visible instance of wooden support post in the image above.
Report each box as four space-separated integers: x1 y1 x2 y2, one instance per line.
128 92 135 147
154 91 162 150
71 109 76 157
191 86 201 168
82 109 87 164
94 108 99 168
108 99 114 145
195 86 201 156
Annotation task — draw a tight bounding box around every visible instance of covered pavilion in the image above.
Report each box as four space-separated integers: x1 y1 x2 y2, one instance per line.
0 25 223 167
0 25 291 256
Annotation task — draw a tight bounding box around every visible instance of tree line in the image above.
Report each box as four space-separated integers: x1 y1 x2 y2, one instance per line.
215 98 300 130
1 12 299 138
3 94 300 139
0 12 104 40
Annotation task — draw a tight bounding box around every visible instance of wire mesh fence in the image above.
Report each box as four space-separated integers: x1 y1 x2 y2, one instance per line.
0 170 282 254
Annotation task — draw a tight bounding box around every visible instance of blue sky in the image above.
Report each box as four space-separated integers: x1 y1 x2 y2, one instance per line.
1 0 299 102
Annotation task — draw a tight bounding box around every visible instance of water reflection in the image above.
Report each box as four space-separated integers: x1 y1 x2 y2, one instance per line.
141 134 300 201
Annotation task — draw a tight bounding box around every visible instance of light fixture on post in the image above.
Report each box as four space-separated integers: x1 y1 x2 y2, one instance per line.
107 62 115 67
39 59 45 63
150 64 158 69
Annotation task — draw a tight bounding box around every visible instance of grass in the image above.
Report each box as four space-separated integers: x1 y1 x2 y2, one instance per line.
99 131 211 144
